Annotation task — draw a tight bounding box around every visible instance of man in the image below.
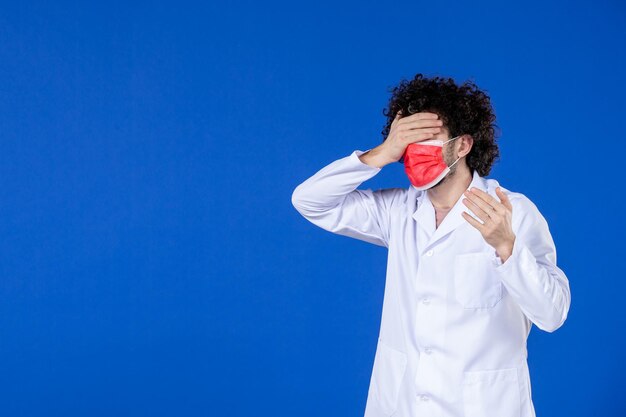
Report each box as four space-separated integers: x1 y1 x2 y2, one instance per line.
291 73 571 417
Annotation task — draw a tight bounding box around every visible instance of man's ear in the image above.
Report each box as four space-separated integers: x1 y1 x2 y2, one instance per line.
458 134 473 158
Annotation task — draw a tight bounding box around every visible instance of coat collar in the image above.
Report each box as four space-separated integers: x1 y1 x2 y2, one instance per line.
411 169 488 250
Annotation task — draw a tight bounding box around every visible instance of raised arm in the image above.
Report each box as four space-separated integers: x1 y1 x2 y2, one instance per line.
291 149 400 247
292 110 444 246
491 195 572 333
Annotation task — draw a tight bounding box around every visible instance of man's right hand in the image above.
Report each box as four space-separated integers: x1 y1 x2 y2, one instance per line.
359 111 443 168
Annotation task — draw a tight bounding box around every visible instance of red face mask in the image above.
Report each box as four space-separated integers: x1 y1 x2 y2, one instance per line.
403 136 462 190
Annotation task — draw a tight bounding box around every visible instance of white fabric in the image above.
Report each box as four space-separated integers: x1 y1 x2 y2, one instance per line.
291 149 571 417
415 135 462 147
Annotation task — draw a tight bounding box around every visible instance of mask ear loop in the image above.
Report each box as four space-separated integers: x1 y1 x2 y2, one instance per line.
442 135 462 145
443 135 463 168
448 155 461 168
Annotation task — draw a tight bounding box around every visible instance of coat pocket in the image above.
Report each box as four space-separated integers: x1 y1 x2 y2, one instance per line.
370 338 407 416
453 252 503 309
461 367 521 417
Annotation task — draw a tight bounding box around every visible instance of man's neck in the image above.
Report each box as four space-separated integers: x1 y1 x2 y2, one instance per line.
427 166 473 211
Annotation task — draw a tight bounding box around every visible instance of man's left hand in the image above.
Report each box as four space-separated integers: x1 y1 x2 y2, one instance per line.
461 187 516 263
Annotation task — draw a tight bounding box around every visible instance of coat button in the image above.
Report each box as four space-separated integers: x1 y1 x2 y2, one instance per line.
425 249 434 256
419 394 429 401
422 297 430 305
424 347 433 355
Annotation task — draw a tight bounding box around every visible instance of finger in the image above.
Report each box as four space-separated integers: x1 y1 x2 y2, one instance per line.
462 196 492 223
401 118 444 130
495 187 513 211
463 191 496 219
403 132 436 143
391 110 403 128
462 211 485 231
469 188 505 215
403 112 439 122
403 127 441 136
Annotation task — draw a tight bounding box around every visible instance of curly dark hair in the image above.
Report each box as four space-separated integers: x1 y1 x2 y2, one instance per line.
381 73 501 176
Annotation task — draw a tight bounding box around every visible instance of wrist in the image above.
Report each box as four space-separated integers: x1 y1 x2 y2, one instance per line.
359 145 395 168
496 238 515 262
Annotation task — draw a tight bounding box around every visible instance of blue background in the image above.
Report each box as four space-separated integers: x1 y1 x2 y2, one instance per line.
1 1 624 415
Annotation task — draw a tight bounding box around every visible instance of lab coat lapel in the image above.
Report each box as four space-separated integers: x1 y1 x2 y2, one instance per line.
411 192 436 240
412 170 487 250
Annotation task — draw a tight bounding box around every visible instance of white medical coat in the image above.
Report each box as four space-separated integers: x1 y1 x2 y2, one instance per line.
291 149 571 417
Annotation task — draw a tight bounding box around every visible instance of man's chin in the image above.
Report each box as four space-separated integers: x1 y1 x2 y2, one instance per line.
426 165 457 191
432 174 450 189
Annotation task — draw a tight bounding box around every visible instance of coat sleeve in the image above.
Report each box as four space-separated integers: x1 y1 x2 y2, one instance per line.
490 194 571 333
291 149 400 248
